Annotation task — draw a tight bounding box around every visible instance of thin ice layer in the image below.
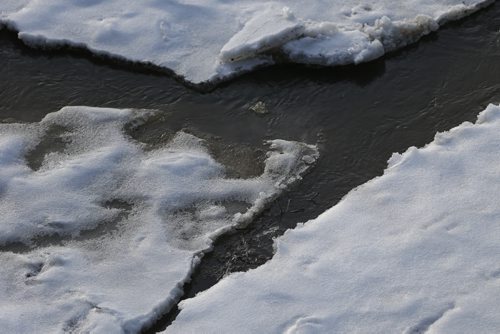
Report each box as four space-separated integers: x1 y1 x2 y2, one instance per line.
0 0 493 84
0 106 318 333
168 104 500 334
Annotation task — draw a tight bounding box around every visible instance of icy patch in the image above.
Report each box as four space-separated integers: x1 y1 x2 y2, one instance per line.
219 5 303 63
168 104 500 333
0 106 318 333
0 0 493 84
249 101 269 115
284 29 384 66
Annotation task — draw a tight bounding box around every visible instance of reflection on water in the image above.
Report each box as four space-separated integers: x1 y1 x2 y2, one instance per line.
1 3 500 332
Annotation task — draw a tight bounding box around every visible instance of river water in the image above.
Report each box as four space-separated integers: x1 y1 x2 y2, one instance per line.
1 3 500 332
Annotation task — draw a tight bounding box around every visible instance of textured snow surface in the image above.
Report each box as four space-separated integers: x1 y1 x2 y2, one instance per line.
0 0 493 84
168 104 500 334
0 106 318 333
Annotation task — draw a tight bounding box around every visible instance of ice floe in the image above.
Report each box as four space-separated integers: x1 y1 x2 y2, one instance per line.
0 106 317 333
0 0 494 84
168 104 500 333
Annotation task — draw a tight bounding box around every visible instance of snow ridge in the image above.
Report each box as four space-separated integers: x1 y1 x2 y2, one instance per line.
0 0 494 84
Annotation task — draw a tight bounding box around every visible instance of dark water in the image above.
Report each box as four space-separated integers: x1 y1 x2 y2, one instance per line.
1 3 500 333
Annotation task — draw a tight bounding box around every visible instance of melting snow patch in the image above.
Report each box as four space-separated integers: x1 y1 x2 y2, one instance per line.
0 106 318 333
167 104 500 334
0 0 493 84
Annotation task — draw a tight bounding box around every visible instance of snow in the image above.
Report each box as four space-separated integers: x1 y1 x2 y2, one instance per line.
168 104 500 334
0 0 493 84
0 106 318 333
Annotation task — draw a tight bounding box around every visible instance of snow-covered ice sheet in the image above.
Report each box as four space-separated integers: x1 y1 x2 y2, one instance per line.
0 0 493 84
0 106 318 333
168 104 500 334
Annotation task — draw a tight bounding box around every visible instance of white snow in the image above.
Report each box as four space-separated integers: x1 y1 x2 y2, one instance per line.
0 106 318 333
0 0 494 84
168 104 500 334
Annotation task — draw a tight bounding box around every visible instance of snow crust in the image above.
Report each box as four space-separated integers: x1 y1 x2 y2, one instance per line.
168 104 500 333
0 0 493 84
0 106 317 333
